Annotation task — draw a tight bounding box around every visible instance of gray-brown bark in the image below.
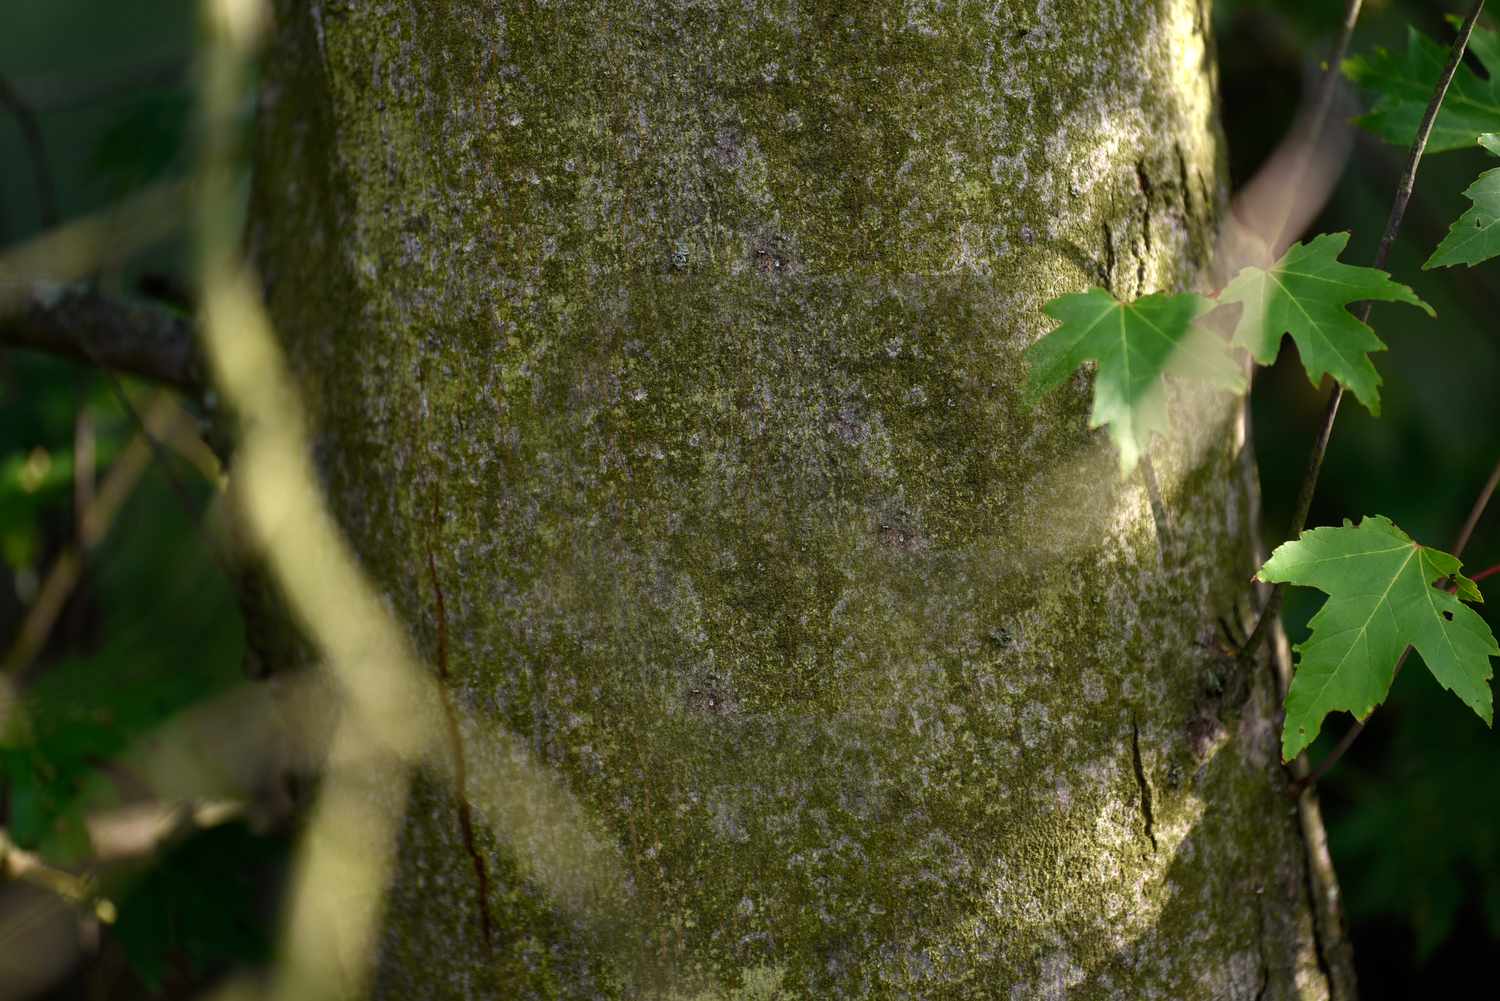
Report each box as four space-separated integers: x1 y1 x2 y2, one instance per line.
250 1 1341 996
0 286 201 392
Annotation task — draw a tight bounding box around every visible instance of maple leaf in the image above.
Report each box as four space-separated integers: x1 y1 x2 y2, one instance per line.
1257 515 1498 762
1344 20 1500 154
1426 133 1500 269
1024 288 1245 475
1217 233 1434 416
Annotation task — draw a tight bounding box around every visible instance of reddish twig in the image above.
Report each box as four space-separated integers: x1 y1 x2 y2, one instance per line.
1471 563 1500 585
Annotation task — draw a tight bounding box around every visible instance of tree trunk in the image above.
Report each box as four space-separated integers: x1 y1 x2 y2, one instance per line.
250 1 1340 996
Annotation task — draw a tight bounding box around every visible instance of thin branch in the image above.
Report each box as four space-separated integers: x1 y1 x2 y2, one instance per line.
0 71 59 229
0 180 189 316
1453 456 1500 558
425 491 495 948
94 365 205 533
2 393 187 678
1 829 108 918
1267 0 1364 253
0 285 203 392
1292 451 1500 793
1241 0 1487 668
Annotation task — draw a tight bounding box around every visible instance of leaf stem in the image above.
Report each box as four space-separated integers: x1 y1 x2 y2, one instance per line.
0 71 59 229
1472 563 1500 585
1291 452 1500 794
1242 0 1487 669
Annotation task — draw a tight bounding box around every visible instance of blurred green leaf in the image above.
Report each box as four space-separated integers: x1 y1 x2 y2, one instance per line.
1220 232 1434 416
1344 21 1500 154
1024 288 1244 474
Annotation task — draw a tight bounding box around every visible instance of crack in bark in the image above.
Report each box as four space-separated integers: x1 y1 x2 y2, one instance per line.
426 528 495 949
1129 715 1158 852
1253 892 1271 1001
1103 221 1118 294
1134 160 1153 296
1175 142 1192 217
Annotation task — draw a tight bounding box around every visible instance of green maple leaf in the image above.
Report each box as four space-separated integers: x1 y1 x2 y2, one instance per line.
1426 133 1500 268
1257 515 1498 762
1024 288 1245 475
1217 233 1434 416
1344 21 1500 154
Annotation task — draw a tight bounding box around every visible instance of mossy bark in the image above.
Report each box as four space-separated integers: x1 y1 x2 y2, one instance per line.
250 1 1338 997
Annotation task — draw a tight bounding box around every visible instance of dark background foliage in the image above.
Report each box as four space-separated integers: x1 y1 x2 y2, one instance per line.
0 0 1495 996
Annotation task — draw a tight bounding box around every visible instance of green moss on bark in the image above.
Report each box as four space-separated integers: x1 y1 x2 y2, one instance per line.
251 0 1331 997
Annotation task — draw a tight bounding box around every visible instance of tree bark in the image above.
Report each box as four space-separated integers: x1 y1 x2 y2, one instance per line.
250 0 1340 997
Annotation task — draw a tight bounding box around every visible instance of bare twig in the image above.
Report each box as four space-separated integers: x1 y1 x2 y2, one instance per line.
1241 0 1488 668
1 393 189 678
425 493 494 948
0 285 202 391
94 366 203 527
1266 0 1364 253
1453 457 1500 558
1262 604 1359 1001
0 830 107 916
0 180 189 317
0 71 59 228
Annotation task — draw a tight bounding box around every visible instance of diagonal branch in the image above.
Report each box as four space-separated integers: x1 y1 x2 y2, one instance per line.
1 285 203 392
0 71 59 228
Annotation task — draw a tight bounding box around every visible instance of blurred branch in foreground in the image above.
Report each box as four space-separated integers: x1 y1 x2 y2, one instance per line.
1 286 202 392
0 392 201 681
0 181 188 313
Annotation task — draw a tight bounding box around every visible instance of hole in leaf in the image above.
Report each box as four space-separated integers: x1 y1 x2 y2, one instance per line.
1443 610 1455 621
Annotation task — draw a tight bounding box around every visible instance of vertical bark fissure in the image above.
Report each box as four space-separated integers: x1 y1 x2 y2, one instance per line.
1253 892 1271 1001
1135 159 1153 295
1103 220 1119 293
1129 714 1158 853
1175 142 1193 217
425 522 494 949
